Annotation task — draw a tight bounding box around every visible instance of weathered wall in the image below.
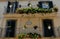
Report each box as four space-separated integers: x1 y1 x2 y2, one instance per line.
0 0 60 37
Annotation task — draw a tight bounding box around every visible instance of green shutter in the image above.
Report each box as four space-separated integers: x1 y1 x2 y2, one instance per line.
38 2 42 8
49 1 53 8
7 1 11 13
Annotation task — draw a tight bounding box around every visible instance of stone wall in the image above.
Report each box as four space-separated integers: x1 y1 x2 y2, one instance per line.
0 37 60 39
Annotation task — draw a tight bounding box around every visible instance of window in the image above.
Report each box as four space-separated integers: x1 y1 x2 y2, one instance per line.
43 19 55 37
7 1 18 13
5 20 16 37
38 1 53 8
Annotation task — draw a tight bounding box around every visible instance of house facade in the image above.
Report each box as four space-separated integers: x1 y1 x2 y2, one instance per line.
0 0 60 38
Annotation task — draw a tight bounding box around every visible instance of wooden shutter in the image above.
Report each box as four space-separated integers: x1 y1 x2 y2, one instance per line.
38 2 42 8
7 1 11 13
49 1 53 8
14 1 18 12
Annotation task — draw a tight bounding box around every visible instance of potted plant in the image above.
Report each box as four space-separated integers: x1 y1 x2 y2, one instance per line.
16 8 24 14
18 34 26 39
48 9 52 13
33 26 38 30
33 33 38 39
53 7 58 12
27 33 33 38
22 33 41 39
31 33 41 39
28 3 32 7
18 34 24 39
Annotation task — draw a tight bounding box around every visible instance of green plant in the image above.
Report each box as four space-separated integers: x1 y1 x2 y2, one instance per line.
18 34 26 39
18 34 23 39
48 9 52 13
27 33 41 39
32 33 39 39
18 33 41 39
16 8 54 14
16 8 24 14
27 33 33 38
53 7 58 12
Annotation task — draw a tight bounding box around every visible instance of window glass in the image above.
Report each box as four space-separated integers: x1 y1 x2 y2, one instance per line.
42 2 49 8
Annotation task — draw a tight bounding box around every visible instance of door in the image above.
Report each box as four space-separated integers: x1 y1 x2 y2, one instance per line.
5 20 16 37
43 19 55 37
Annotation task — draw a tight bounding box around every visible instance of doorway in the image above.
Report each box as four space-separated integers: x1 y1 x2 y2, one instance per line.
43 19 55 37
5 20 16 37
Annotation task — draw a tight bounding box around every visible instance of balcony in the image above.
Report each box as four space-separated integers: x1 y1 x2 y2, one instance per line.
3 0 58 18
4 7 58 18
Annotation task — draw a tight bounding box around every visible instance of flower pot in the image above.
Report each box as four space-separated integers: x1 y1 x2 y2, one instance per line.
38 38 41 39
